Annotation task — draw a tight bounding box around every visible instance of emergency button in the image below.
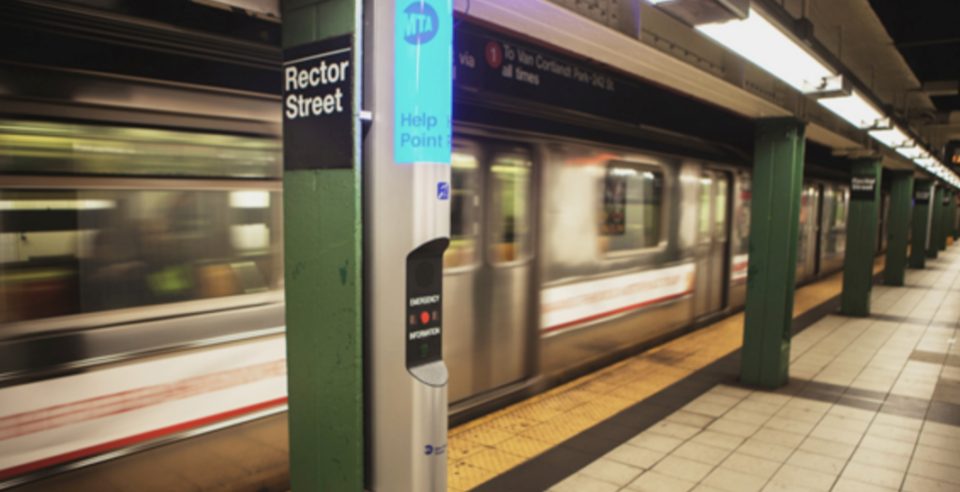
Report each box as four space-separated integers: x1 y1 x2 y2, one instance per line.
420 311 430 325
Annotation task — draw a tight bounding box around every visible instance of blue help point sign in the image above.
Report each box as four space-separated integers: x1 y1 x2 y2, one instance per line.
394 0 452 165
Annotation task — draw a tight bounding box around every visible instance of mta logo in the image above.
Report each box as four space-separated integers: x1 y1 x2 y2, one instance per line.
403 1 439 44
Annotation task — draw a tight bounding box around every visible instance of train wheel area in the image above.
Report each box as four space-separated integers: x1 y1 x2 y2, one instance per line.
10 249 959 492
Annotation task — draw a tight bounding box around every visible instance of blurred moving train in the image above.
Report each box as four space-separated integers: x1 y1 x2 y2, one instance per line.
0 3 890 490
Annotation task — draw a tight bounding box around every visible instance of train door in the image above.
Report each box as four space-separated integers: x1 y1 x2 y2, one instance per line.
796 184 820 283
443 139 534 403
693 170 730 318
481 145 534 391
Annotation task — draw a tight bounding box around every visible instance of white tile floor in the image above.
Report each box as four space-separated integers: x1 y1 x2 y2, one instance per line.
550 249 960 492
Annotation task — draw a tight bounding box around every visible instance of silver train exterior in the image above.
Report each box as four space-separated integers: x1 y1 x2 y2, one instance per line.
0 114 860 487
0 118 862 487
442 127 858 410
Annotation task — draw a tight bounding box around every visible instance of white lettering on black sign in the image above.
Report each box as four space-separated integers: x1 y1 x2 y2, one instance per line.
284 59 348 119
915 190 931 205
410 294 441 307
409 327 441 340
282 35 354 170
453 25 636 123
851 176 877 201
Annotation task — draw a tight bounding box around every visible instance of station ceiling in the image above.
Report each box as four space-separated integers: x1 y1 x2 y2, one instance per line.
869 0 960 114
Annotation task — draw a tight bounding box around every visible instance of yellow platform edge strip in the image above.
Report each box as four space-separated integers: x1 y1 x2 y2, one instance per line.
446 257 885 492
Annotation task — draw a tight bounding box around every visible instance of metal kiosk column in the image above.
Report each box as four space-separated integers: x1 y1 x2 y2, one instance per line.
282 0 453 490
366 1 453 492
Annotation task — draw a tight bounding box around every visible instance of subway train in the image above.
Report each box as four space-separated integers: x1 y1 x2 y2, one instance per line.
0 12 890 491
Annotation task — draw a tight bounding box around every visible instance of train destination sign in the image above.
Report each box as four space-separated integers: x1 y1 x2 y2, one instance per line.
282 35 354 170
454 25 642 124
850 176 877 201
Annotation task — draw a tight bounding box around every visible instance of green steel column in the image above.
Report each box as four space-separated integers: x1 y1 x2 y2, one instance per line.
282 1 364 491
941 190 953 249
928 186 943 258
741 117 805 388
910 180 932 268
884 171 914 286
954 193 960 240
841 159 883 316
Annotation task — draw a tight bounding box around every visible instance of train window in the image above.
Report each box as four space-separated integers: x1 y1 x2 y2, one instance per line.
445 149 481 268
714 178 728 240
830 189 848 228
0 188 281 323
488 153 531 264
698 176 712 243
734 178 751 256
0 120 281 179
601 162 664 252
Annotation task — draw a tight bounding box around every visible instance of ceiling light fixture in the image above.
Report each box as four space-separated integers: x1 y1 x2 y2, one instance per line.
695 10 834 92
817 91 886 130
869 127 913 148
681 3 960 189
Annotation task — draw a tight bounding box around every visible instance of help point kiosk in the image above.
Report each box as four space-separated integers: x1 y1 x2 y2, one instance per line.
366 0 452 490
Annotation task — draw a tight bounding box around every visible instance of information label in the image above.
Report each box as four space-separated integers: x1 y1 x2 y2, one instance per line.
915 189 931 205
394 0 452 164
282 35 354 170
453 25 643 124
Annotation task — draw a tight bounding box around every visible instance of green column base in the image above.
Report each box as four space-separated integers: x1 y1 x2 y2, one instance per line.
841 159 882 317
910 180 932 269
741 117 805 388
927 187 944 258
883 171 913 286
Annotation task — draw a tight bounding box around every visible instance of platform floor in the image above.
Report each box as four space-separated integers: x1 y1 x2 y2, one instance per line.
454 250 960 492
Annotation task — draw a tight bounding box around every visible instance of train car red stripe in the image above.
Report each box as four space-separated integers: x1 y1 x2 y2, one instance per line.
540 290 692 334
0 397 288 481
0 360 286 442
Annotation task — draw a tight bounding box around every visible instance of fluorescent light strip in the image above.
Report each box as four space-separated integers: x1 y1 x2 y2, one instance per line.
898 147 929 160
818 91 885 129
696 10 834 92
687 5 960 188
869 127 913 148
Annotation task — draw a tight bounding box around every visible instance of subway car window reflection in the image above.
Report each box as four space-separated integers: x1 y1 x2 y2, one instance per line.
601 162 663 253
444 149 480 269
0 120 283 324
0 189 281 323
488 153 531 264
0 120 281 179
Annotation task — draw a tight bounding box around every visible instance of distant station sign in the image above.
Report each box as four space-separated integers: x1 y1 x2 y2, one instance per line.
394 0 452 165
282 35 354 170
454 25 643 124
851 176 877 201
